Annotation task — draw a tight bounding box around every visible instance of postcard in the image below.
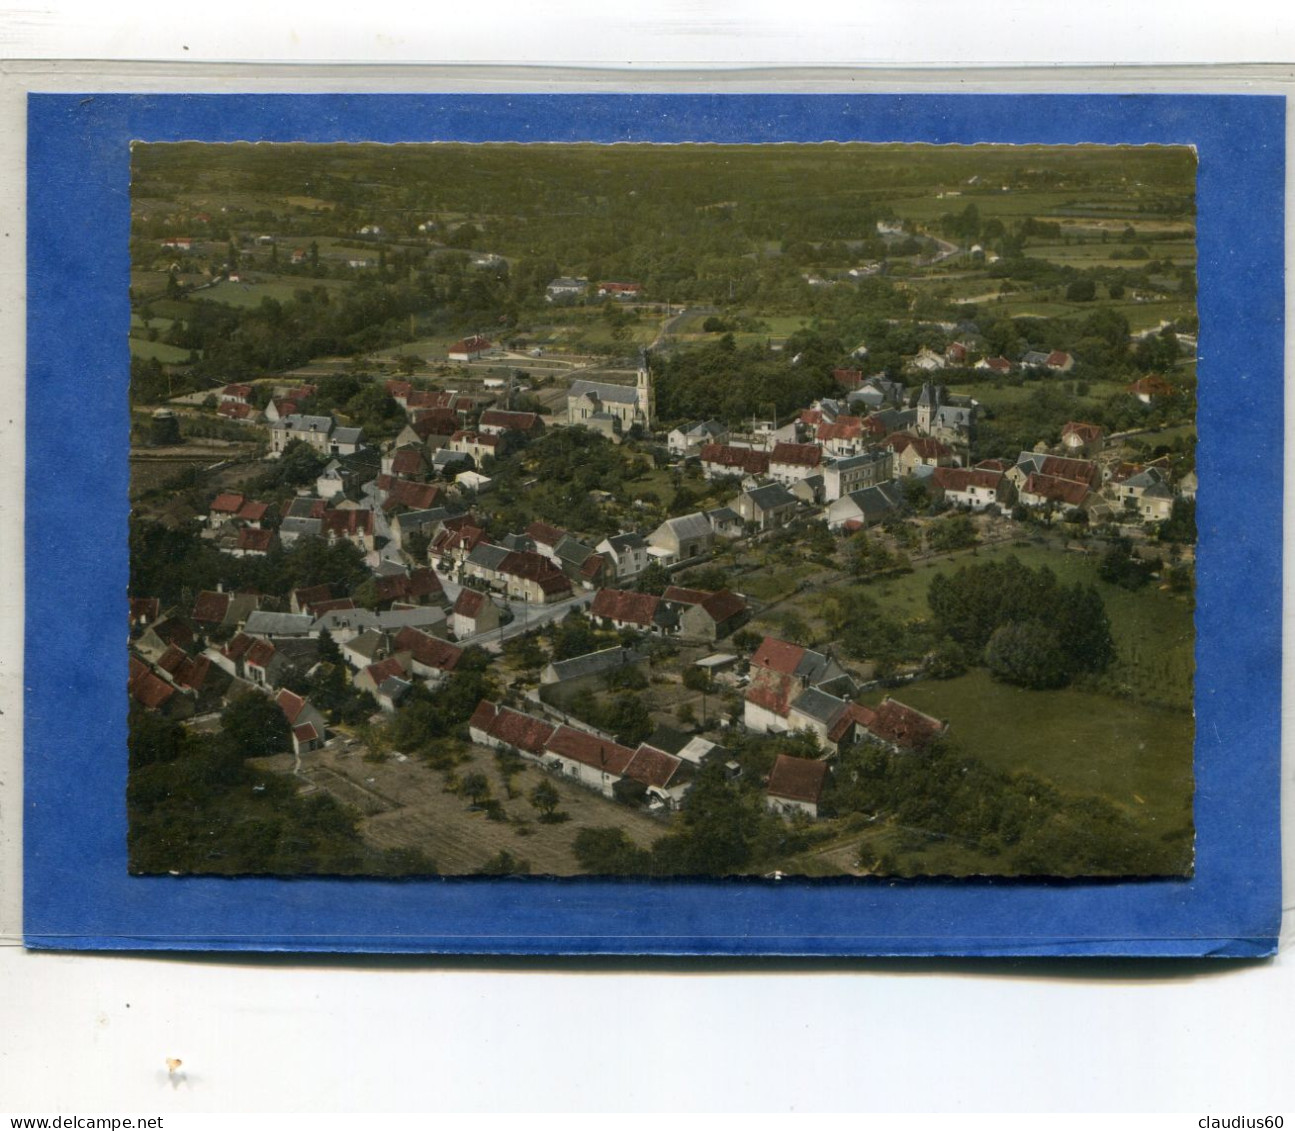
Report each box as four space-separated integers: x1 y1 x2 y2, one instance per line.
24 91 1283 954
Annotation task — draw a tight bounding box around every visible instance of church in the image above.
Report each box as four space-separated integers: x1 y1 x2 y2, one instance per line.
565 353 656 439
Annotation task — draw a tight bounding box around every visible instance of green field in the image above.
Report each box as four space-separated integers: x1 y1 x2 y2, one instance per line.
202 275 352 309
129 338 198 363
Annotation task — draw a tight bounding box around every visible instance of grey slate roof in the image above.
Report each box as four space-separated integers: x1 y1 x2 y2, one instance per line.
275 414 333 436
744 482 798 510
243 611 315 638
658 511 713 542
847 482 905 521
555 534 595 568
312 609 381 635
332 426 365 446
544 645 648 683
830 450 890 472
467 543 511 571
568 379 641 405
280 517 322 538
1124 467 1169 490
791 686 849 727
605 531 646 552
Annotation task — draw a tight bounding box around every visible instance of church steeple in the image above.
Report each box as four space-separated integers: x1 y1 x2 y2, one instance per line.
637 347 655 427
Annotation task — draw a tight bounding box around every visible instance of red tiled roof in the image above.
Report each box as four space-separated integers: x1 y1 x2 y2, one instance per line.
276 688 308 725
454 588 486 617
293 722 320 743
983 356 1012 372
745 670 796 718
1038 456 1099 486
1022 473 1089 508
580 553 608 581
211 492 245 514
817 418 864 443
449 335 493 354
393 627 462 673
662 585 711 607
408 410 460 437
245 640 277 669
591 588 661 627
699 590 748 623
499 550 570 592
1127 375 1176 398
222 383 253 399
888 434 951 461
752 636 807 676
218 402 253 420
450 429 499 449
479 409 540 432
237 527 275 553
766 753 828 804
525 521 567 548
799 409 825 426
699 444 770 476
129 597 160 626
364 656 409 686
931 466 1004 493
1046 351 1072 368
770 442 822 468
471 701 555 755
130 669 176 710
237 500 269 522
625 745 682 790
385 379 414 399
868 698 946 751
828 701 877 745
975 459 1008 472
390 449 427 478
322 509 374 537
291 583 333 612
1061 421 1103 444
223 632 254 661
599 281 641 294
833 367 864 388
287 385 316 400
383 479 442 513
192 591 231 624
545 725 636 775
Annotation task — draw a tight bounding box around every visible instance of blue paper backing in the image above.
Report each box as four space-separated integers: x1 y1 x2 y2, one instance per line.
24 92 1283 956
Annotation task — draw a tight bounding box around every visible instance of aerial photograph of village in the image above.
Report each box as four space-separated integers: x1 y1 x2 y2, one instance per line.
127 141 1197 879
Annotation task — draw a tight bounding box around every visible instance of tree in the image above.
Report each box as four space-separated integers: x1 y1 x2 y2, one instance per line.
985 620 1070 689
572 826 652 875
636 560 672 595
220 692 290 758
1065 278 1097 302
460 772 492 807
529 778 560 820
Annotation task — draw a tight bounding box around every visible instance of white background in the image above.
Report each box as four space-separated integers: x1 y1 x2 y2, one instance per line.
1 2 1293 1114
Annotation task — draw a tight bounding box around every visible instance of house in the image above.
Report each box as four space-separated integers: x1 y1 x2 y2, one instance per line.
765 753 830 819
155 644 229 708
129 657 194 719
269 414 336 456
545 276 588 301
822 449 893 501
381 478 443 514
1060 421 1104 458
824 482 905 531
596 532 649 583
243 610 315 639
451 588 503 639
243 638 289 688
276 689 328 744
393 626 463 684
698 443 770 480
129 597 161 631
447 335 495 362
448 430 502 464
864 697 948 752
217 402 258 424
495 550 572 604
706 507 745 540
744 636 853 734
540 646 648 688
231 526 277 557
833 367 864 391
372 568 446 610
815 416 870 457
1111 466 1176 520
929 465 1013 511
1008 453 1100 492
910 346 946 372
477 409 544 438
469 700 557 758
768 442 822 486
220 383 253 405
1018 473 1091 514
646 512 715 566
668 419 729 457
597 281 642 299
290 584 338 615
321 508 376 552
590 588 678 635
887 433 954 477
1127 375 1177 405
976 356 1013 375
208 492 247 528
1046 350 1075 373
663 587 749 643
1021 350 1051 369
735 482 800 531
